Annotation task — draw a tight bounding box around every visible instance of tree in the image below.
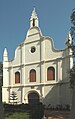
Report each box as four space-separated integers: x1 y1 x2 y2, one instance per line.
9 91 18 104
69 9 75 88
70 8 75 42
70 64 75 88
70 9 75 63
70 9 75 119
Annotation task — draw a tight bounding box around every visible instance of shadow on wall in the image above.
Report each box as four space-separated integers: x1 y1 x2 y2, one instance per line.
42 80 72 109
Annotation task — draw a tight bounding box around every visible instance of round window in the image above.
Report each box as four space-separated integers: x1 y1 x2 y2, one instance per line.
31 47 36 53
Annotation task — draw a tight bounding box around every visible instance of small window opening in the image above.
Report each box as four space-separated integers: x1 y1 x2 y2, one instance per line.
33 18 35 27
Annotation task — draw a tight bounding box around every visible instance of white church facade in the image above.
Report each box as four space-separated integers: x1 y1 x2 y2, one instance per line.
2 8 73 107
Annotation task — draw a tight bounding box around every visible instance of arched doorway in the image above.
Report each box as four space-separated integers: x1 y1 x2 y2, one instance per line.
28 91 39 105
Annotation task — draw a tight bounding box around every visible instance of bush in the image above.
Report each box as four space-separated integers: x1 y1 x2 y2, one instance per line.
5 112 29 119
4 103 31 112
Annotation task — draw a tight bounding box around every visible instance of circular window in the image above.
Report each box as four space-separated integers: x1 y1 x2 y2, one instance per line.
31 47 36 53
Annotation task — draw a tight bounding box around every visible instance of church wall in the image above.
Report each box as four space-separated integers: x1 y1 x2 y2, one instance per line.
40 63 45 83
2 88 9 103
25 64 41 84
41 38 45 61
45 59 63 83
57 60 62 81
62 57 70 81
8 65 25 86
62 48 73 81
8 58 63 86
45 62 56 82
42 83 71 107
26 28 41 43
45 38 62 60
3 60 9 86
9 67 21 85
12 47 21 66
22 44 25 65
25 41 40 63
42 84 60 106
21 66 25 84
3 67 9 86
9 43 25 67
60 83 71 105
9 68 13 85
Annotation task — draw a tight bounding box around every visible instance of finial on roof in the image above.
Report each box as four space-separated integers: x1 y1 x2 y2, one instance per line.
67 32 72 44
65 32 72 47
3 48 8 61
33 7 35 12
3 48 8 56
32 8 36 16
30 8 39 28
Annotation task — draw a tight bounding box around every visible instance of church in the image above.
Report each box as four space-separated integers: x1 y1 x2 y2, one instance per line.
2 8 73 107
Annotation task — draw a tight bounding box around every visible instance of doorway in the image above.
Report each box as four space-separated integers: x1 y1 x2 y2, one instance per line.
28 91 39 105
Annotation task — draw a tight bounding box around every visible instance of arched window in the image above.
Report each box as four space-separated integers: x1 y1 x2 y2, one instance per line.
15 72 20 83
29 69 36 82
47 67 55 81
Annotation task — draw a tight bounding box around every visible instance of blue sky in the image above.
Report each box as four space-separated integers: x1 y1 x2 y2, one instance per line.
0 0 75 61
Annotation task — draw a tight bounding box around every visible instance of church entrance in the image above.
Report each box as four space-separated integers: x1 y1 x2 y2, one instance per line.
28 91 39 105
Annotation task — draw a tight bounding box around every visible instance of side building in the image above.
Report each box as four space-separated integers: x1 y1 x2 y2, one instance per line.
2 8 73 107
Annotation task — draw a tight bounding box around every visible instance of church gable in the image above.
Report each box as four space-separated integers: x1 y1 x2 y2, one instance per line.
25 27 42 44
9 7 63 66
26 27 42 38
45 37 63 60
25 41 40 63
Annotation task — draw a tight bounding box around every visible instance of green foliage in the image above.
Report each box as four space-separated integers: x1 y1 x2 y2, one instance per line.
69 64 75 88
70 8 75 41
71 8 75 26
5 112 29 119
